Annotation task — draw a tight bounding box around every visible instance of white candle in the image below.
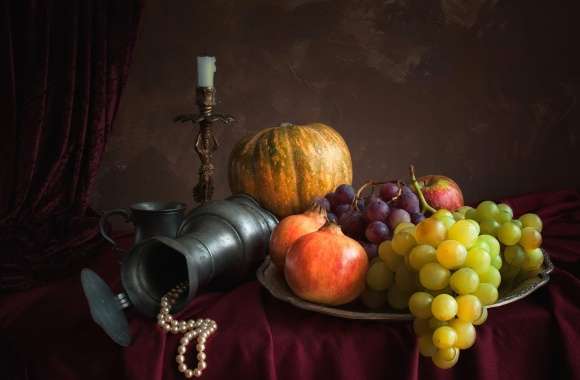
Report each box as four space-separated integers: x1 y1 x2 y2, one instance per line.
197 56 216 87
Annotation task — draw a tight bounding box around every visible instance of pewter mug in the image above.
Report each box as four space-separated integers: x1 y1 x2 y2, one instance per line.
98 201 186 248
83 194 277 346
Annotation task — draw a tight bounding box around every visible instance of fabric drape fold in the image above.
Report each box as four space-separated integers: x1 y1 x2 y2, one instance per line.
0 0 144 290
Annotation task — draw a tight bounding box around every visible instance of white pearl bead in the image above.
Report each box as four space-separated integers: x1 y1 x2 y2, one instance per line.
184 369 194 378
198 337 206 345
163 323 172 332
171 320 179 327
196 343 205 352
193 369 202 377
176 355 185 364
185 332 195 340
161 307 170 314
178 345 187 354
179 325 188 333
171 326 179 334
178 363 187 373
161 300 169 308
197 352 206 361
180 337 190 345
197 361 207 370
187 320 196 329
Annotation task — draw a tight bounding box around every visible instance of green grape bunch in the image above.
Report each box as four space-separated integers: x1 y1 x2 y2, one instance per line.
360 198 544 369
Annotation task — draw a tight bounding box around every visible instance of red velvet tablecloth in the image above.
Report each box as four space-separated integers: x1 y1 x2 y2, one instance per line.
1 190 579 380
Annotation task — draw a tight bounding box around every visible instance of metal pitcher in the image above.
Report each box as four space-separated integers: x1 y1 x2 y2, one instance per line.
82 194 278 346
99 201 186 248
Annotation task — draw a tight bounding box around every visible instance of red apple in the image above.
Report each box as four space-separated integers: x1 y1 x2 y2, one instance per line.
416 175 464 211
284 223 368 306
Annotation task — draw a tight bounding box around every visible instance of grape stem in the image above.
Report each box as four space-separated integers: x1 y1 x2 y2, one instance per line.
409 165 437 214
352 180 403 210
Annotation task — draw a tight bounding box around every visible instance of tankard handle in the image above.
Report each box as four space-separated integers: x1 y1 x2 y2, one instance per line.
99 208 132 249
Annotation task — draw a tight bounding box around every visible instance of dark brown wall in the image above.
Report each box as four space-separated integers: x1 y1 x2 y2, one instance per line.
93 0 580 212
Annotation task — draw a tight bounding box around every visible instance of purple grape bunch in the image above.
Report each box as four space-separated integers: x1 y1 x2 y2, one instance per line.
320 180 426 260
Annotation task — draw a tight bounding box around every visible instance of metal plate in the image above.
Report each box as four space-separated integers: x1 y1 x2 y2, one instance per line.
256 250 554 321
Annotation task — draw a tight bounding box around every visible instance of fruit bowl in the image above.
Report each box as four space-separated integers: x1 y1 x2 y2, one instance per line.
256 249 554 320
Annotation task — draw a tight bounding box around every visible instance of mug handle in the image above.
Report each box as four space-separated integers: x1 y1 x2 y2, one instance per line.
99 208 132 249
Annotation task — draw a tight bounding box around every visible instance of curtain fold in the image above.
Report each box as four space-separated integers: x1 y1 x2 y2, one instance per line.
0 0 144 290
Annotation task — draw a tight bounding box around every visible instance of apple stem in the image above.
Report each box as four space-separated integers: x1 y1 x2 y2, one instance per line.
409 164 437 214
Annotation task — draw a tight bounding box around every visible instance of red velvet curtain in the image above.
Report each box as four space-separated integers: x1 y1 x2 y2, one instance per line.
0 0 143 290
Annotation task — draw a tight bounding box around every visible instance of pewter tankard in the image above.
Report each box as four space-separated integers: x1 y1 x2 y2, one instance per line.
99 201 186 248
82 194 278 346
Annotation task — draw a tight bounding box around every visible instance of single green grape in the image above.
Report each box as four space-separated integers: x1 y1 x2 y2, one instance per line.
479 220 500 236
395 265 419 292
431 294 458 321
448 220 479 248
392 231 417 256
479 266 501 288
394 222 415 235
504 245 525 266
433 209 454 219
408 244 437 271
379 241 404 272
448 318 476 349
387 285 411 310
366 260 393 291
465 219 481 235
409 292 434 319
432 326 458 349
434 347 459 362
471 283 498 306
470 239 490 253
439 216 456 230
432 348 460 369
497 222 522 246
449 267 480 295
476 200 500 220
491 254 502 270
415 218 447 247
413 317 431 336
436 240 467 269
519 213 543 232
452 212 465 221
497 203 513 218
477 235 500 258
520 227 542 250
457 206 473 216
360 288 389 309
473 307 488 325
418 334 438 357
522 248 544 271
419 262 451 290
465 246 491 274
496 210 512 224
456 294 482 322
465 208 478 221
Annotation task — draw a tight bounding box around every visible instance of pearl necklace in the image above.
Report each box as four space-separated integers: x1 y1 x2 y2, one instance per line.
157 282 217 378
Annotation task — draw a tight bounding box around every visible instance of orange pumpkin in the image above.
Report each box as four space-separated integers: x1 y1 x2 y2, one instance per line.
228 122 353 218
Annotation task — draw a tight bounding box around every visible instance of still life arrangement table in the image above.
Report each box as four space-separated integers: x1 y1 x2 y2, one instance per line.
1 56 579 380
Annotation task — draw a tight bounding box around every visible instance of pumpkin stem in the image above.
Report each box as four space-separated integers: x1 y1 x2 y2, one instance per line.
409 164 437 214
279 122 294 128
